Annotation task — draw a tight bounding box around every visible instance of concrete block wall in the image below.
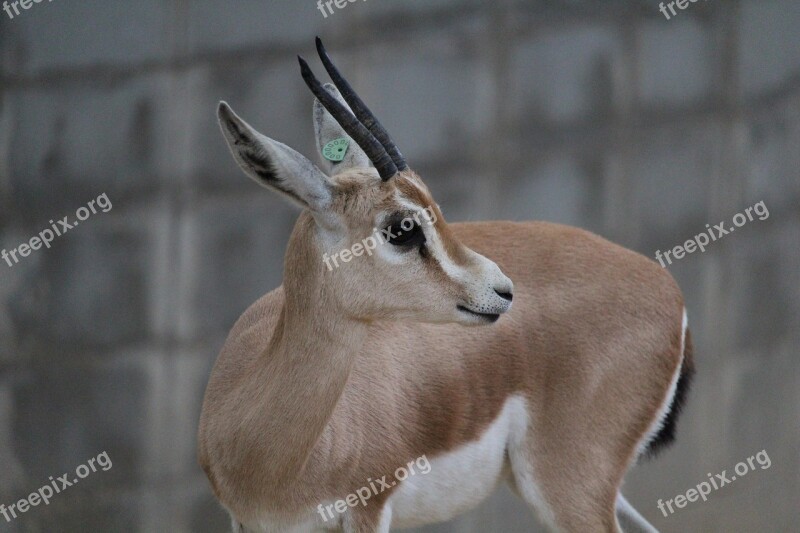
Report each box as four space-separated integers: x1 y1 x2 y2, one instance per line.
0 1 797 531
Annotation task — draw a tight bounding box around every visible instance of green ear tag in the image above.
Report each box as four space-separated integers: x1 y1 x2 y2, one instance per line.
323 137 349 162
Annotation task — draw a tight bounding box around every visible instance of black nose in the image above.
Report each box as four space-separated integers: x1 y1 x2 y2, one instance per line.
495 290 513 302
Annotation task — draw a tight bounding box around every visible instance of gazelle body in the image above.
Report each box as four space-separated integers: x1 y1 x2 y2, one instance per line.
198 39 694 533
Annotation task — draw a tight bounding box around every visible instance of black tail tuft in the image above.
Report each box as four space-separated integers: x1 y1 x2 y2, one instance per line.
643 329 695 458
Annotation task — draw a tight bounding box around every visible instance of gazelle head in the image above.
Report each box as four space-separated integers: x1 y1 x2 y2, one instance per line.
218 38 513 325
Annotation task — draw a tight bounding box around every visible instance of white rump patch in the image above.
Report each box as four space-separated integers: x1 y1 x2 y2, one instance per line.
635 308 688 457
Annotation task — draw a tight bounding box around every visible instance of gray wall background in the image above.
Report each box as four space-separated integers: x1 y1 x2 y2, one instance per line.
1 0 798 531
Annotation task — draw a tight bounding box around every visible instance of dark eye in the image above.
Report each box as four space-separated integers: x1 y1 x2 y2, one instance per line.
386 219 426 247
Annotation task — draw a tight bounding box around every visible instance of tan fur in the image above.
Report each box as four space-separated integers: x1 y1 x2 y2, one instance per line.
198 168 685 532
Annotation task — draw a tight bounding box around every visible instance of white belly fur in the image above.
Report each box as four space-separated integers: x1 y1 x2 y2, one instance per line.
388 395 528 529
236 396 531 532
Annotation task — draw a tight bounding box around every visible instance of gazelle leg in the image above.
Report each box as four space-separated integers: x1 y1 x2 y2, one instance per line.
343 504 391 533
507 429 625 532
508 455 620 530
616 493 659 533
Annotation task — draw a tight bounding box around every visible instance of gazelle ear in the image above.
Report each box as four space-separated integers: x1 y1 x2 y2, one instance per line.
313 83 372 176
218 102 332 211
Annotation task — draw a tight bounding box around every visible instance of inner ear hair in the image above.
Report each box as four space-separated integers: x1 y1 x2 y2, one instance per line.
218 101 333 211
219 103 283 187
239 150 278 183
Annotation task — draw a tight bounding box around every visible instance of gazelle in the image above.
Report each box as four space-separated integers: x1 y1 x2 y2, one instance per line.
198 38 694 533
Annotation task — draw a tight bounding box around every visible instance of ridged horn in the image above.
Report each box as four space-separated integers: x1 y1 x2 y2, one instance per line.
299 56 398 180
315 37 408 172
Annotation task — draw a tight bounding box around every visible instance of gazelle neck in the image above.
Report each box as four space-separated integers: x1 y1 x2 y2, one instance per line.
238 213 369 491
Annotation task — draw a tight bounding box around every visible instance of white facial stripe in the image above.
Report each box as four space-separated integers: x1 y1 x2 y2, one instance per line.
422 226 513 315
382 190 513 316
394 192 506 292
394 194 430 220
423 219 464 280
394 194 465 281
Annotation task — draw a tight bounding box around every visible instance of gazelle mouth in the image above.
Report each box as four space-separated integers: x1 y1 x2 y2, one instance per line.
457 305 500 323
